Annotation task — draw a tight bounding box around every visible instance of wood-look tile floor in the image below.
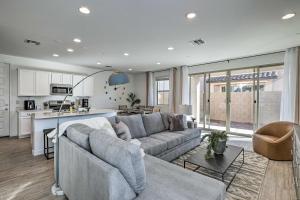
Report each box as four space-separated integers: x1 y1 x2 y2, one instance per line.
0 137 297 200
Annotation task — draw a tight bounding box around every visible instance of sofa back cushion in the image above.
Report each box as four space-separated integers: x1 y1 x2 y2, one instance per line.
142 112 165 135
112 121 132 141
89 129 146 194
66 124 94 152
160 112 170 130
117 114 147 138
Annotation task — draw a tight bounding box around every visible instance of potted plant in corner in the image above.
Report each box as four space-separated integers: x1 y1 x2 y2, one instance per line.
126 92 141 108
201 130 228 159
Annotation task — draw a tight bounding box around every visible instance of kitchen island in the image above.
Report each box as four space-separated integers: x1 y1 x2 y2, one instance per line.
31 109 117 156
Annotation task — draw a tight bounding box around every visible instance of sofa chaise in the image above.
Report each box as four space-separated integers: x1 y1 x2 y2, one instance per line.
58 113 226 200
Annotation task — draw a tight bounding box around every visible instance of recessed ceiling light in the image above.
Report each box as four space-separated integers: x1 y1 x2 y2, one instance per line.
186 12 196 19
53 54 59 57
128 68 133 71
168 46 174 51
79 6 90 14
73 38 81 43
282 13 296 20
156 62 161 65
124 53 129 56
96 62 101 65
67 48 74 52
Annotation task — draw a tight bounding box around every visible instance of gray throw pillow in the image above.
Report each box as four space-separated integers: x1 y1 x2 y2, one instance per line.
160 112 171 130
90 129 146 194
117 114 147 139
169 114 185 131
142 112 165 135
66 124 94 152
106 116 117 126
113 121 132 141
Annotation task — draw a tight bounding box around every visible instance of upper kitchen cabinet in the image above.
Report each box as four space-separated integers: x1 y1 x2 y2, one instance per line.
18 69 51 96
72 75 85 96
62 74 73 85
51 72 63 84
18 69 35 96
51 73 73 85
73 75 94 97
83 77 94 97
35 71 51 96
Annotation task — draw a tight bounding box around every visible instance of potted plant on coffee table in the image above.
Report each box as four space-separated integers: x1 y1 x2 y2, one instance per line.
201 130 228 159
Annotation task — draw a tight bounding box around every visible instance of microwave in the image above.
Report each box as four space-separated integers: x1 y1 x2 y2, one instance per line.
50 84 73 95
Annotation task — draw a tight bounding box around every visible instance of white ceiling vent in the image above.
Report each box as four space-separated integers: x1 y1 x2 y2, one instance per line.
24 39 40 46
190 38 205 46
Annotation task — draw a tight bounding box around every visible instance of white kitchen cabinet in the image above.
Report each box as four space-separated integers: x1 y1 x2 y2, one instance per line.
73 75 94 97
35 71 51 96
18 69 35 96
18 112 32 138
51 73 73 85
51 73 63 84
62 74 73 85
83 77 94 96
18 69 51 96
73 75 85 96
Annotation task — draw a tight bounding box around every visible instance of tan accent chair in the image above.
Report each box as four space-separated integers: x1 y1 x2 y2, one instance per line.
253 121 294 161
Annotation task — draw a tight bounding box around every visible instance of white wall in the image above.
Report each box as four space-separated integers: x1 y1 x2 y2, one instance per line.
189 52 284 74
91 71 139 109
132 73 147 106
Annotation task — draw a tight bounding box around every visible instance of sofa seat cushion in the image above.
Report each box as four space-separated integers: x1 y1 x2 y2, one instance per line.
136 155 226 200
138 137 168 156
174 128 201 142
117 114 147 139
89 129 146 194
142 112 165 135
150 132 185 150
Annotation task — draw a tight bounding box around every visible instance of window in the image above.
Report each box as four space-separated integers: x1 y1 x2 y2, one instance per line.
156 79 169 105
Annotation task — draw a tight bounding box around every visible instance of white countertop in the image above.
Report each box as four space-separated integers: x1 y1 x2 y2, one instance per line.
17 109 53 113
33 109 117 119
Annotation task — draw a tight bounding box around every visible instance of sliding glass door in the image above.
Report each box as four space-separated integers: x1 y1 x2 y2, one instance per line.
190 64 284 136
229 68 256 135
207 71 228 131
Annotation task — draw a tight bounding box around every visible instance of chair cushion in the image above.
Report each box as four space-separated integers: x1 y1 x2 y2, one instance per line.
138 137 168 156
66 124 94 152
89 129 146 194
150 132 185 149
174 128 201 142
142 112 165 135
253 134 279 142
160 112 170 130
117 114 147 139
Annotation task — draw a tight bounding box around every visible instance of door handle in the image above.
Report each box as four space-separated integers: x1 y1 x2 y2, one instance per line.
4 108 8 111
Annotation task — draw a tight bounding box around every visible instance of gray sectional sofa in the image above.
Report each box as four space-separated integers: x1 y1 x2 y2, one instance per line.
59 113 226 200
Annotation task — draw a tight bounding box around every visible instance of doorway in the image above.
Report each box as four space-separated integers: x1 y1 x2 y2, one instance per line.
190 65 284 136
0 63 9 137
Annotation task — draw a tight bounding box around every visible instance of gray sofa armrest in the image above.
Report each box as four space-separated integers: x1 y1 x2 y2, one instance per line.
59 136 136 200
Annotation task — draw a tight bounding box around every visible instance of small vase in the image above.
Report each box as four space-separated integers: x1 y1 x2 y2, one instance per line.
212 139 227 155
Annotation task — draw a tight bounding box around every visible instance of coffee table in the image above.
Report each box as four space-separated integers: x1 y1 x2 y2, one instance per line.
184 145 244 190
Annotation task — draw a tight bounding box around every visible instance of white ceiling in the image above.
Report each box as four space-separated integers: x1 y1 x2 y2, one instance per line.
0 0 299 71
